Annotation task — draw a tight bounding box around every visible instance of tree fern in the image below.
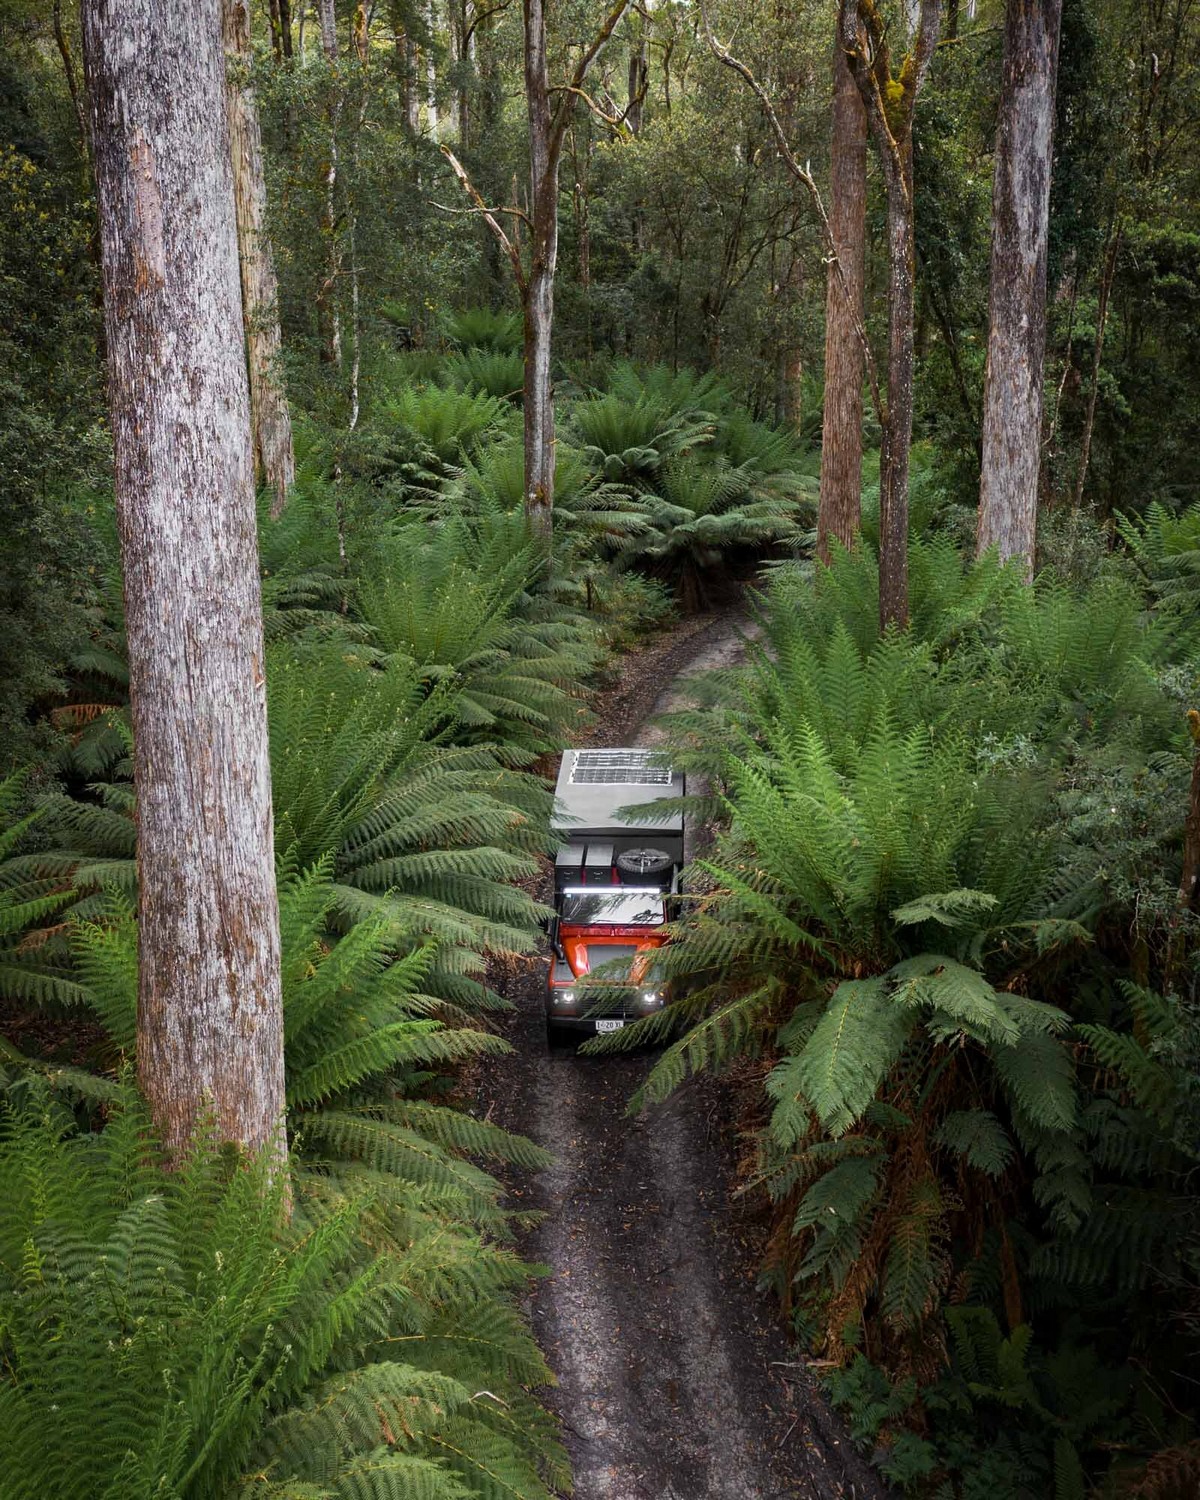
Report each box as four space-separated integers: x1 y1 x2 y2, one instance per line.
65 867 548 1233
0 1089 562 1500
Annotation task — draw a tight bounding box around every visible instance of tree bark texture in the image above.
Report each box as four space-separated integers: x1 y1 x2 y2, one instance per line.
82 0 286 1163
627 35 648 134
1074 218 1121 510
317 0 343 365
840 0 941 631
425 0 440 137
818 42 866 562
976 0 1062 574
223 0 296 518
878 180 917 627
523 0 558 549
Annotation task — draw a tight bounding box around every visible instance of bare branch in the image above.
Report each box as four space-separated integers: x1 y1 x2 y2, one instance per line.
432 198 534 230
439 144 527 290
699 0 883 425
550 0 633 148
559 84 630 132
464 0 512 46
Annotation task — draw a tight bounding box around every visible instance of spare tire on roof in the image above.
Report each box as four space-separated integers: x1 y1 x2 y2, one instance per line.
615 847 674 881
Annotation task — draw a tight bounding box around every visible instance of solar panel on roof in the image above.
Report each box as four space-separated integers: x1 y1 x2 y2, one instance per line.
569 749 672 786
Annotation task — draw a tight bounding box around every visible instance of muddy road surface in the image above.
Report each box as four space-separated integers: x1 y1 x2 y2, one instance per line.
477 616 888 1500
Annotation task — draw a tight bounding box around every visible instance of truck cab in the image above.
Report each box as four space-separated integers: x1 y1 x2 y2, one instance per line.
546 748 685 1039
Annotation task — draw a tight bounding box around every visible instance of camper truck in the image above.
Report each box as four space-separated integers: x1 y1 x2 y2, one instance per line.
545 747 685 1040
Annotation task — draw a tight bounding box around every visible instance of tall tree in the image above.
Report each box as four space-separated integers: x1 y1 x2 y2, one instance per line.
443 0 630 547
839 0 941 629
82 0 286 1164
699 3 882 561
976 0 1062 572
223 0 295 518
818 41 867 561
317 0 344 365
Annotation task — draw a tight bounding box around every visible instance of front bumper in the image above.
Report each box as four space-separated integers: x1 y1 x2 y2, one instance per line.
545 984 663 1034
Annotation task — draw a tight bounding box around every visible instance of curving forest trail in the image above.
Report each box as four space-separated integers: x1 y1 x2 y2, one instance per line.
477 618 889 1500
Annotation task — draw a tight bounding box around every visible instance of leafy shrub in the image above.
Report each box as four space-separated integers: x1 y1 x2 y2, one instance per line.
371 385 515 499
569 392 713 485
66 861 552 1210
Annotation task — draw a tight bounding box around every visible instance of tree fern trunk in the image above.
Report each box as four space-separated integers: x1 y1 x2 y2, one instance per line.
82 0 286 1167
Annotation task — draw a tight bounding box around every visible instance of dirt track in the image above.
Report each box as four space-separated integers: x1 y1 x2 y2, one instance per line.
477 616 889 1500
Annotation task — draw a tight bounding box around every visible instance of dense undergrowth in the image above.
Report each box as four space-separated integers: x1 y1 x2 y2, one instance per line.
0 325 811 1499
590 519 1200 1495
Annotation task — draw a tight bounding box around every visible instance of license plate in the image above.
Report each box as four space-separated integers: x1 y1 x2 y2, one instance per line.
595 1019 625 1033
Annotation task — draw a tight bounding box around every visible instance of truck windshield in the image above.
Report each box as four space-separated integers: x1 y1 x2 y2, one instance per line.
559 891 665 927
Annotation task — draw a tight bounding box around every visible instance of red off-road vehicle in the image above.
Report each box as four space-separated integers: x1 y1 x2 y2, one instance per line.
545 748 685 1041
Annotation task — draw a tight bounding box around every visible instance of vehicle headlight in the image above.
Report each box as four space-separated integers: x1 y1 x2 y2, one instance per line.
639 990 662 1006
554 990 576 1008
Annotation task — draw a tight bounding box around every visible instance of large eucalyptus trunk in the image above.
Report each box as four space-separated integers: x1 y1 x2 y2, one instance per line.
818 42 866 561
82 0 286 1164
223 0 295 518
976 0 1062 573
523 0 558 549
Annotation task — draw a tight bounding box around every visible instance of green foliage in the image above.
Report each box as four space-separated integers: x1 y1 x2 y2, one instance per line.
618 455 804 606
443 307 522 355
609 540 1200 1485
67 863 550 1229
825 1315 1144 1499
354 517 597 751
445 350 525 404
0 1088 564 1500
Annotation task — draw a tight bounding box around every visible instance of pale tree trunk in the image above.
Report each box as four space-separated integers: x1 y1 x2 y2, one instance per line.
223 0 295 518
82 0 286 1165
425 0 440 137
976 0 1062 573
458 0 475 146
317 0 343 365
840 0 941 631
405 36 422 132
523 0 558 548
818 41 866 561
